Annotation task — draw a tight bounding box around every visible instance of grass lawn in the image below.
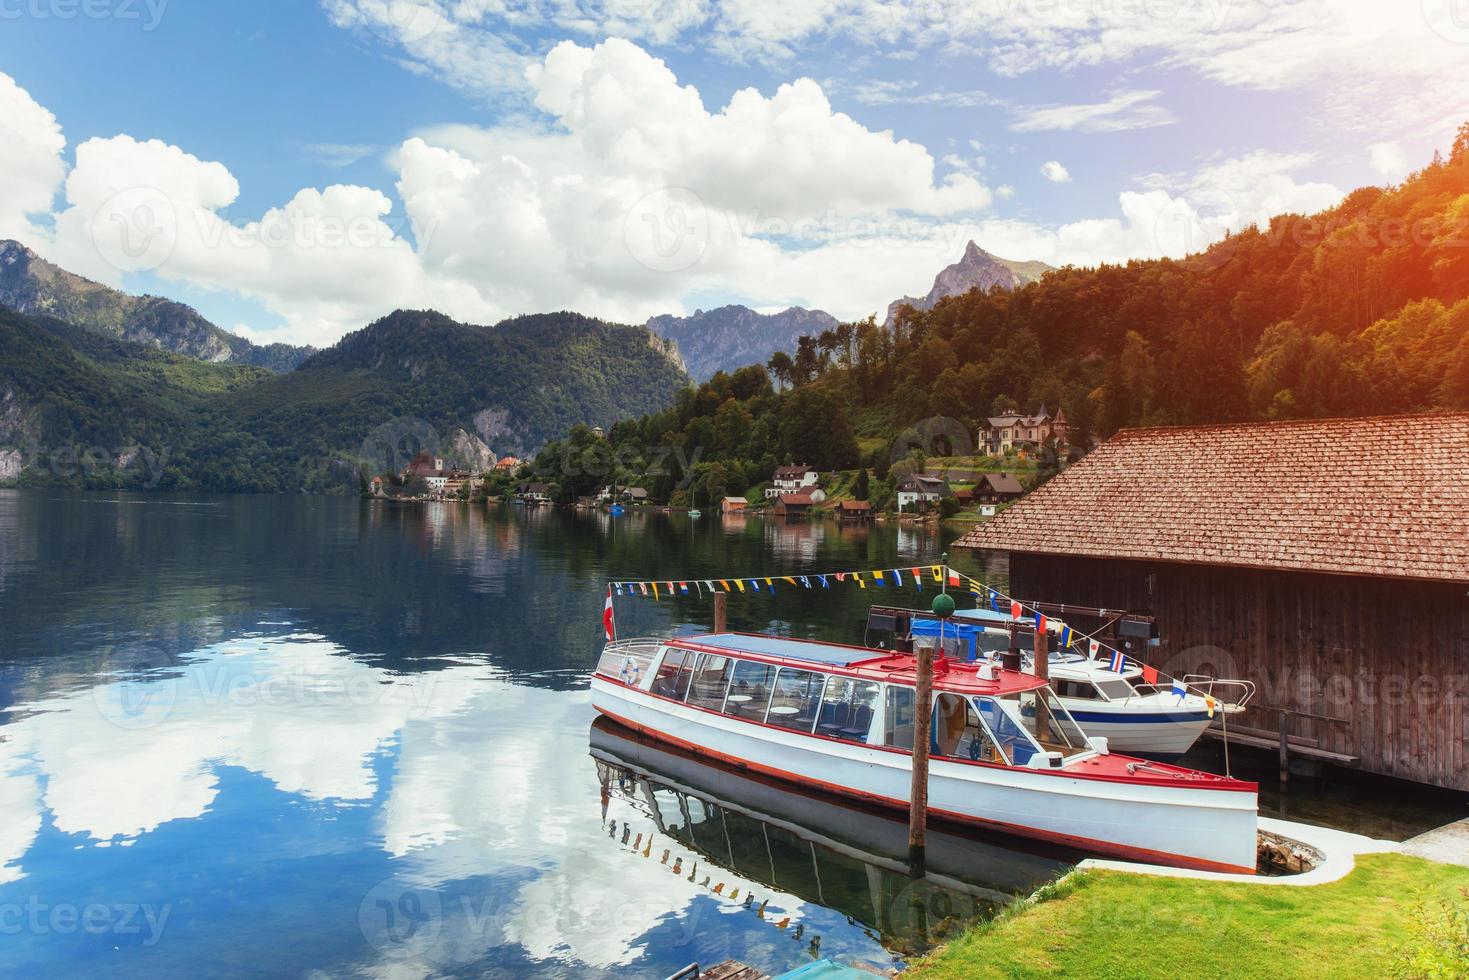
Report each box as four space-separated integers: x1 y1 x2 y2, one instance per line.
906 853 1469 979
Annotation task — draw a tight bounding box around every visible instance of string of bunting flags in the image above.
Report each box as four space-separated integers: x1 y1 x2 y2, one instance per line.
605 564 1172 685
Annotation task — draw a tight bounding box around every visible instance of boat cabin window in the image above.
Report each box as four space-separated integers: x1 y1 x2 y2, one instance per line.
977 629 1012 657
686 654 734 710
765 668 826 732
934 693 1001 763
884 686 916 751
651 649 694 700
1011 689 1091 755
722 660 775 719
1054 679 1100 700
815 677 880 742
973 696 1038 766
1094 678 1135 701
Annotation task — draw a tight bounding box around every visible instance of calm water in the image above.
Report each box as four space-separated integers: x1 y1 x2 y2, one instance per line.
0 490 1063 979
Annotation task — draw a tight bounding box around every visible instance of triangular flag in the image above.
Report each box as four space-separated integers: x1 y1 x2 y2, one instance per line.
819 575 829 588
679 581 690 594
857 576 866 589
653 582 660 600
1088 639 1101 658
719 579 730 591
890 569 903 587
1010 600 1023 619
639 582 648 596
836 572 846 582
783 576 797 586
800 575 812 588
749 579 761 592
735 579 746 592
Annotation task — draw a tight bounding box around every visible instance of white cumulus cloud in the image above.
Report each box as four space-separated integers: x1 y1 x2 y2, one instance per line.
0 72 66 243
1041 160 1070 183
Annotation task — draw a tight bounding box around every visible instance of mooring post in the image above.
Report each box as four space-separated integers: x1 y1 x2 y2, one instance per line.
713 591 728 633
908 641 933 873
911 585 956 874
1033 617 1050 742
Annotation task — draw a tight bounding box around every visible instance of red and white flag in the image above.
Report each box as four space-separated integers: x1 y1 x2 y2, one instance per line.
603 588 616 641
1010 600 1023 620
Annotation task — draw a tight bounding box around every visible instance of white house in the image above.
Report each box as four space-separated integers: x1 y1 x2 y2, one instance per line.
896 475 950 510
763 464 820 499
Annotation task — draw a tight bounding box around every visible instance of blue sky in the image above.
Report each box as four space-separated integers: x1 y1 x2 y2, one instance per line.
0 1 1466 345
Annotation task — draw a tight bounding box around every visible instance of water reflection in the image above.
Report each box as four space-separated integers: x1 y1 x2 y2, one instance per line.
590 717 1077 963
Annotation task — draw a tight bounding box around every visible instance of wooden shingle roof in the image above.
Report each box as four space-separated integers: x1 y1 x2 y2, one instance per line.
956 412 1469 583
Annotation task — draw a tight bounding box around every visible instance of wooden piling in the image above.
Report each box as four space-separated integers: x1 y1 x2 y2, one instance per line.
908 640 932 872
713 591 728 633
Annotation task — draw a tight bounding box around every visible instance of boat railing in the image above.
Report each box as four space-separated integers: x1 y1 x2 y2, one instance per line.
1126 676 1256 709
596 638 662 682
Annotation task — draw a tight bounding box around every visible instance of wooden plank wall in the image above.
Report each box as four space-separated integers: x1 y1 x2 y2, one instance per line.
1006 552 1469 791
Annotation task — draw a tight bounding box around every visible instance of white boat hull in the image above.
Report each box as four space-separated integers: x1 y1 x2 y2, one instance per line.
591 677 1259 874
1062 704 1214 758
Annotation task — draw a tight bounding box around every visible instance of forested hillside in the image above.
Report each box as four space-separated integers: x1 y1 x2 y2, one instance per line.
0 307 690 491
533 129 1469 503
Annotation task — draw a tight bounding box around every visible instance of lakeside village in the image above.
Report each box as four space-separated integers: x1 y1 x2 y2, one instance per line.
366 406 1072 522
584 409 1469 980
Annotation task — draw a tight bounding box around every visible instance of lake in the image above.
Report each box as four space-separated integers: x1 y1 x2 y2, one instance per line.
0 490 1071 978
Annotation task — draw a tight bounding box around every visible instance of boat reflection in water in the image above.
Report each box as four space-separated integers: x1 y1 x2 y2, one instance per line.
590 716 1079 959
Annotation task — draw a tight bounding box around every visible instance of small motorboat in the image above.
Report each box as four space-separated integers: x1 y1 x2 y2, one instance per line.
591 632 1259 874
688 509 702 519
907 608 1254 759
609 504 625 516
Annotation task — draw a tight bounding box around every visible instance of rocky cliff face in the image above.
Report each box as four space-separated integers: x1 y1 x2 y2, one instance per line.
647 305 840 381
885 241 1053 326
0 240 315 370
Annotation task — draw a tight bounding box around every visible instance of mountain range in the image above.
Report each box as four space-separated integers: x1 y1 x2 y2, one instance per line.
0 296 689 491
885 242 1053 326
647 305 841 381
0 240 315 371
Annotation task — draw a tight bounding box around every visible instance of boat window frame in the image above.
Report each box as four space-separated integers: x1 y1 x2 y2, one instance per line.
685 652 735 710
972 694 1043 766
814 675 882 743
763 666 830 733
722 657 777 720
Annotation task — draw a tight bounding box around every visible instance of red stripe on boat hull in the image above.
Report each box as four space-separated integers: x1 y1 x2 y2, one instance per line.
593 705 1257 876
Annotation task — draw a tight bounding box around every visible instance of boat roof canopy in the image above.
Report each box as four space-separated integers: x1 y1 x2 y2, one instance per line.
681 633 879 668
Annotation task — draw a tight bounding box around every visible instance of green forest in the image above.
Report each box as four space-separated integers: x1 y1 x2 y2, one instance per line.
532 127 1469 505
0 308 689 492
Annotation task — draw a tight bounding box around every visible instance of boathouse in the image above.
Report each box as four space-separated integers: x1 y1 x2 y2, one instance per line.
956 412 1469 792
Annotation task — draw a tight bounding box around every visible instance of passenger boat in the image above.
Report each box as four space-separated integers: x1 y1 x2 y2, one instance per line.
591 632 1259 874
907 608 1254 759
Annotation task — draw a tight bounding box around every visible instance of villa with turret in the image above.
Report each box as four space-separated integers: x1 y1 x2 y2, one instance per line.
978 406 1070 456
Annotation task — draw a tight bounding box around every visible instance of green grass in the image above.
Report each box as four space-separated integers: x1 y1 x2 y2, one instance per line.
905 853 1469 979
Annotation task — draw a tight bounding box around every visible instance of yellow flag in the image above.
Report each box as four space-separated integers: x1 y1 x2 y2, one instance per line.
653 582 660 600
858 577 867 589
931 565 943 583
735 579 746 593
764 577 773 587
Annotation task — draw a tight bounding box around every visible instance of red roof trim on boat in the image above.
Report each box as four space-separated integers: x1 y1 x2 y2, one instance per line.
592 675 1256 794
593 704 1257 876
